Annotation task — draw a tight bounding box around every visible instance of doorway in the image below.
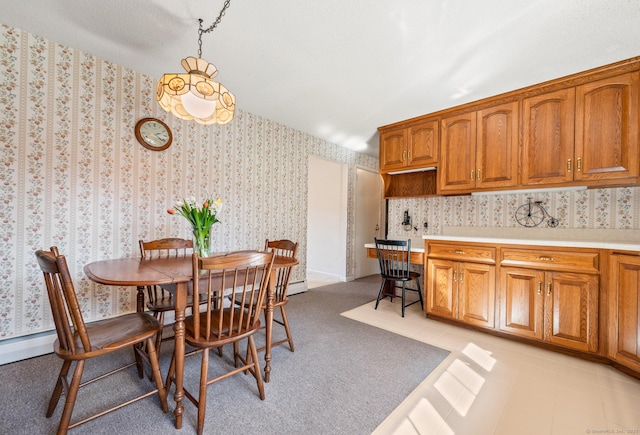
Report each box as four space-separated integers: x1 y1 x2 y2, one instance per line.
306 155 347 287
354 167 382 279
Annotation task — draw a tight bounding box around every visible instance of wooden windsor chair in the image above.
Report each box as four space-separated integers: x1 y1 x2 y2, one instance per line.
165 250 275 435
35 246 168 435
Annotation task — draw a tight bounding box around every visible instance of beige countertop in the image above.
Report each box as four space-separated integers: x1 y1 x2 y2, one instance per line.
422 227 640 251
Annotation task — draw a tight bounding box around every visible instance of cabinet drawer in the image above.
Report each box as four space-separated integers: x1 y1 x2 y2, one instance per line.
500 248 599 273
428 243 496 264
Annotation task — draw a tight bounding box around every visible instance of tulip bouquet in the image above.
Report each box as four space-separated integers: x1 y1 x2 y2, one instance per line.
168 196 222 257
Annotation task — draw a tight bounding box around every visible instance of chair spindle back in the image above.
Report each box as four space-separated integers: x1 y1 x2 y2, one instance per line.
35 246 91 354
192 251 274 343
374 238 412 279
264 239 298 303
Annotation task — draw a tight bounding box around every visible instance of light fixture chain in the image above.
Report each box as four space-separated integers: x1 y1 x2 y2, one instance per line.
197 0 232 58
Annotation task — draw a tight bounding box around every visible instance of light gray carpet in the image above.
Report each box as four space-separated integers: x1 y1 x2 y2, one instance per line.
0 275 449 435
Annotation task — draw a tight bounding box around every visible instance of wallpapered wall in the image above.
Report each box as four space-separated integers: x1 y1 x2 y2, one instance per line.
387 187 640 236
0 25 378 340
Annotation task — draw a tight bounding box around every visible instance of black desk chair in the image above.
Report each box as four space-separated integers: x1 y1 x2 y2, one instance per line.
374 238 424 317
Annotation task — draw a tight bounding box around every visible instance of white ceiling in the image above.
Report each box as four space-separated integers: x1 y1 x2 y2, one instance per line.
3 0 640 157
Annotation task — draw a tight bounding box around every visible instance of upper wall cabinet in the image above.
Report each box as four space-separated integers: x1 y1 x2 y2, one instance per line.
379 56 640 197
522 72 640 187
522 88 576 185
379 119 439 173
439 101 519 193
575 72 639 182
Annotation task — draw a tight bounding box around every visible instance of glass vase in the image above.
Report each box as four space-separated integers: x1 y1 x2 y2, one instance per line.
192 224 213 257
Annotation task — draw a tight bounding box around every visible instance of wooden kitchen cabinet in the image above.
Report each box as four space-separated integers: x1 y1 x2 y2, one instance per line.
522 71 639 187
379 128 407 172
426 243 496 328
608 253 640 373
379 119 438 173
439 101 519 193
499 248 599 353
521 88 576 185
575 72 639 183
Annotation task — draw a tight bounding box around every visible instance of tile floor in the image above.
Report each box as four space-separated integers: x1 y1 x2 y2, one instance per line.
342 294 640 435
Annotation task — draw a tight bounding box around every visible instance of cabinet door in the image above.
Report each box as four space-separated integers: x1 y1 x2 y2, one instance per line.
426 259 457 319
499 267 544 340
609 254 640 371
575 72 639 182
458 262 496 328
439 112 476 192
379 129 408 172
544 272 599 352
521 88 575 185
476 101 520 189
408 120 439 168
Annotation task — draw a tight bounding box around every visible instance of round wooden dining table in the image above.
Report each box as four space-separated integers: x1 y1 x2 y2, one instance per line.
84 252 297 430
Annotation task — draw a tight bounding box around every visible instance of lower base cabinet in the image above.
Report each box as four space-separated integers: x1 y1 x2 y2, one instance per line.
499 267 599 353
426 259 495 328
422 241 640 378
608 253 640 372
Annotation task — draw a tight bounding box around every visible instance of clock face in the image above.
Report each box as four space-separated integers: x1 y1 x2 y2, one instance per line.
135 118 172 151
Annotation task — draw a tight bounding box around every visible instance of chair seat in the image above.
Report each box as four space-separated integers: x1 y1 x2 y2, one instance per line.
54 313 161 359
146 293 205 313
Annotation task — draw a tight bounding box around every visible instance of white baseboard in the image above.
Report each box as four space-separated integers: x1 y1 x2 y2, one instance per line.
0 331 57 365
287 281 307 295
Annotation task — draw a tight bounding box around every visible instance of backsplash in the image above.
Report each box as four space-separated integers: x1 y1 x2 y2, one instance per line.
387 186 640 236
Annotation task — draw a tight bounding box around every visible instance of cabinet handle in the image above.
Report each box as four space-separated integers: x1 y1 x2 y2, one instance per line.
402 150 406 162
537 281 542 295
470 170 475 181
567 159 572 172
407 149 412 161
546 282 552 296
454 250 465 254
577 157 581 171
453 271 457 282
459 271 464 283
477 169 481 182
536 256 555 262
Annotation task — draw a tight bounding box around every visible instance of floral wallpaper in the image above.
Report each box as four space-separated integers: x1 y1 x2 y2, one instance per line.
0 25 378 340
388 186 640 236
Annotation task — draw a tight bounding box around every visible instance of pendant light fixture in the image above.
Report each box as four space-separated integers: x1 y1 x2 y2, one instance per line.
157 0 235 125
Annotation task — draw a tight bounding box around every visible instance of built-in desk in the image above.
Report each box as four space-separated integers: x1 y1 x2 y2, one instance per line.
364 244 424 265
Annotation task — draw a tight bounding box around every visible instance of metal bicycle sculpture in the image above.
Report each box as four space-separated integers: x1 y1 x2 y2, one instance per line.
515 197 559 228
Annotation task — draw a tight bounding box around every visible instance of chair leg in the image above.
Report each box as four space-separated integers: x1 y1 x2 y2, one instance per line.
155 311 165 356
401 282 407 318
375 278 387 310
57 359 85 435
146 337 168 413
279 305 295 352
165 352 176 393
247 335 265 400
47 360 72 418
417 280 424 310
233 342 240 367
197 348 210 435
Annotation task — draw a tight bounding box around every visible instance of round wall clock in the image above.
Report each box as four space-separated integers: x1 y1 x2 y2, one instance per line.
135 117 172 151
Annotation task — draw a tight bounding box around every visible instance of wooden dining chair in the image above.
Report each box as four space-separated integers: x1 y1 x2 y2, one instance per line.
165 250 274 435
35 247 168 435
261 239 298 352
374 238 424 317
139 237 204 355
